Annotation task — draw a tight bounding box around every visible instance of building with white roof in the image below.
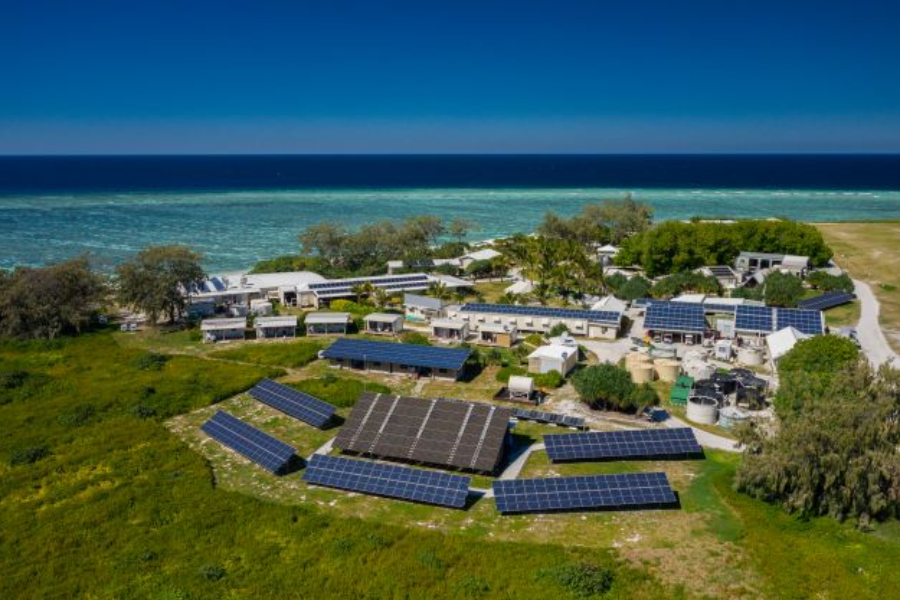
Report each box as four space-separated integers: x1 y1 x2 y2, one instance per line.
363 313 404 336
459 248 501 269
504 280 534 296
305 312 352 336
430 318 470 342
766 326 808 364
591 295 628 313
528 344 578 376
200 317 247 343
255 315 298 339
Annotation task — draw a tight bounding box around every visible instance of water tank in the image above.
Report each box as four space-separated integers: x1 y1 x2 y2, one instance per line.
687 396 719 425
655 359 680 383
631 363 654 383
719 406 750 429
625 351 649 367
737 346 764 367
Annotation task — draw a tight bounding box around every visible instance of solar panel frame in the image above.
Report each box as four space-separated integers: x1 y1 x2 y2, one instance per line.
513 408 585 430
459 303 622 325
734 304 775 334
643 301 707 334
774 307 825 336
493 471 677 514
544 428 702 462
797 291 855 311
248 379 337 428
303 454 471 508
321 338 471 371
200 410 296 474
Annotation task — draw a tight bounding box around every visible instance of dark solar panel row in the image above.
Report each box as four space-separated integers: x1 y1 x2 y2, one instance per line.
322 338 471 371
734 304 775 333
798 291 855 311
314 281 432 297
708 266 736 278
201 411 296 474
249 379 336 429
460 303 622 324
493 472 677 514
643 301 707 333
544 428 702 462
303 454 471 508
309 274 429 291
734 305 824 335
513 408 585 430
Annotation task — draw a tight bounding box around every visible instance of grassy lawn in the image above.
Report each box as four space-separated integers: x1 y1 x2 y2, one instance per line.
209 338 325 368
473 280 510 302
817 222 900 352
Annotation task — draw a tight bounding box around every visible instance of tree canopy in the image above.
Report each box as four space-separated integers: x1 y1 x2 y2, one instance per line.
116 245 205 324
571 363 645 412
650 272 721 298
775 335 860 416
537 196 653 246
761 272 804 307
0 257 107 339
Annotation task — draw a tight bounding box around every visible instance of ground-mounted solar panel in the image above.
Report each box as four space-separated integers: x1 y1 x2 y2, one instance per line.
303 454 471 508
200 410 296 474
513 408 586 430
734 305 775 333
493 472 677 514
544 428 702 462
322 338 471 371
249 379 337 429
774 308 824 336
797 291 855 311
459 303 622 325
643 301 706 334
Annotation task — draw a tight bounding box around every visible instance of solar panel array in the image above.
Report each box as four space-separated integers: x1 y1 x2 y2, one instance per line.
513 408 585 430
493 472 676 514
460 303 622 325
734 305 824 335
249 379 336 429
798 291 856 311
200 411 296 474
333 393 512 472
643 301 707 333
544 428 702 462
703 303 738 314
308 274 431 298
708 266 736 278
322 338 471 371
303 454 471 508
632 298 651 308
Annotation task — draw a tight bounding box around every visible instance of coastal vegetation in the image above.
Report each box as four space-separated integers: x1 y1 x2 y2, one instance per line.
537 195 654 245
116 245 205 323
571 363 656 412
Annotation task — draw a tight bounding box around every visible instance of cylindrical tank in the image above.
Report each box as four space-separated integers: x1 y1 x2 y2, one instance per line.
626 351 649 367
655 359 680 383
687 396 719 425
631 363 654 383
737 346 763 367
719 406 750 429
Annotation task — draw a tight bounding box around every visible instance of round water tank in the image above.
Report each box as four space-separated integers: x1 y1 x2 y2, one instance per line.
626 351 649 366
736 346 763 367
655 359 680 383
687 396 719 425
631 363 654 383
719 406 750 429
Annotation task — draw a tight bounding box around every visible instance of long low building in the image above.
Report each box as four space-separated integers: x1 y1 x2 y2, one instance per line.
254 315 298 339
447 303 623 340
297 273 471 308
200 317 247 342
333 392 512 473
321 338 471 380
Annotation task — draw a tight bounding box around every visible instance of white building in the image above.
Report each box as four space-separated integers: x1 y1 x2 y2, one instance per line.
404 293 446 322
255 316 298 339
448 303 622 340
430 318 469 342
200 317 247 343
305 312 352 336
766 326 808 364
364 313 404 336
528 344 578 376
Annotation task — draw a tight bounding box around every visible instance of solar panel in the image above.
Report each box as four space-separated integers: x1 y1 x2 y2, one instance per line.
493 472 677 514
798 291 855 311
248 379 336 429
200 410 296 474
734 305 775 333
632 298 651 308
643 301 706 334
459 303 622 325
703 303 738 314
308 275 432 298
544 428 702 462
513 408 586 430
708 266 736 278
322 338 471 371
303 454 471 508
775 308 824 336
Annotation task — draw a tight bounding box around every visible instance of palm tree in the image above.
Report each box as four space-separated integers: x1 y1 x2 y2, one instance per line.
428 281 451 301
497 292 520 305
372 287 389 308
351 281 376 305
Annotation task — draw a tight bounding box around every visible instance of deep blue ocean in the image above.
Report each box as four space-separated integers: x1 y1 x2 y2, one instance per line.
2 154 899 272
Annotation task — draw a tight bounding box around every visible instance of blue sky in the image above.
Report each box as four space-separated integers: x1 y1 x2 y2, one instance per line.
2 0 899 153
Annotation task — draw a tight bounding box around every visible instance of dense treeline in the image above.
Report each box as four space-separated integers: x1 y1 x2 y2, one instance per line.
537 196 654 245
616 219 833 276
0 257 106 339
116 245 206 324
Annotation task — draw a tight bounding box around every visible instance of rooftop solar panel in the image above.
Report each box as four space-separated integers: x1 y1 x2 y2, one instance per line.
493 472 677 514
643 301 706 334
322 338 471 371
249 379 337 429
708 266 736 278
200 411 296 474
303 454 471 508
734 305 775 333
703 303 738 314
774 308 825 336
544 428 702 462
459 303 622 325
797 291 856 311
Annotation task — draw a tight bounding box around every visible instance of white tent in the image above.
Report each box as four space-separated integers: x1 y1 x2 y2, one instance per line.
766 326 808 362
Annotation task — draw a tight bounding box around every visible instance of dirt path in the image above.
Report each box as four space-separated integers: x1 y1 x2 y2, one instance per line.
853 279 900 368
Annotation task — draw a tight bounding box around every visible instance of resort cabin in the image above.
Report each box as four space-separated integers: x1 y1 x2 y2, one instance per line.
364 313 404 336
591 295 627 313
778 255 811 277
404 293 446 322
430 318 469 342
734 252 809 277
476 322 517 348
200 317 247 343
448 303 622 341
528 344 577 376
255 315 298 339
321 338 471 381
305 312 352 336
507 375 535 402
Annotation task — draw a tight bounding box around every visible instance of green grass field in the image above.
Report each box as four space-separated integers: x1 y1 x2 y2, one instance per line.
3 329 900 599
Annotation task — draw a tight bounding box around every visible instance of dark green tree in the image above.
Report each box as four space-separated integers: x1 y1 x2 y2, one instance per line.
572 363 638 412
762 272 804 307
116 245 205 324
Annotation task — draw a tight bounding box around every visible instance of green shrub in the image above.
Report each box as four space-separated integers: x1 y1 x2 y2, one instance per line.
8 444 51 466
548 323 569 338
806 271 854 293
198 564 226 581
57 404 97 427
523 333 543 347
0 370 28 389
533 370 564 389
399 331 430 346
763 272 805 307
538 562 615 598
496 365 527 383
135 352 169 371
630 382 659 407
572 364 637 412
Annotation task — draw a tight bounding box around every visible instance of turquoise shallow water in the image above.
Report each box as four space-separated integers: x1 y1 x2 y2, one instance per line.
2 187 899 271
